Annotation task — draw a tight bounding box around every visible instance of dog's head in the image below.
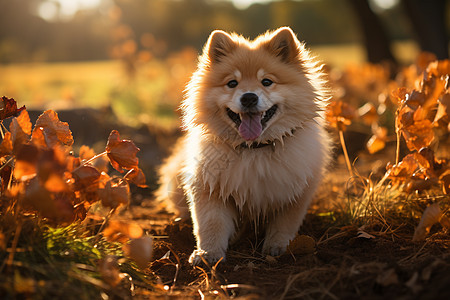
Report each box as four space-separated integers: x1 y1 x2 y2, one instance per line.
182 27 328 146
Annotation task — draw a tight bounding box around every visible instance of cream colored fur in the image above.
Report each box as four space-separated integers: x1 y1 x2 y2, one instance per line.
156 27 331 264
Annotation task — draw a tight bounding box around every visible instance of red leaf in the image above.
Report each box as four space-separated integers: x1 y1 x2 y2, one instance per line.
105 130 139 172
0 96 26 120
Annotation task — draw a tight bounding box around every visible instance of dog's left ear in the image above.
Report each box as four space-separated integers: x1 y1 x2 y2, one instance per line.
265 27 300 63
206 30 236 63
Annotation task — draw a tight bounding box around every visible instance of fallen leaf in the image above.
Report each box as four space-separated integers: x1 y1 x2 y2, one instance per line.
103 220 143 243
14 271 35 294
105 130 139 172
123 236 153 269
98 255 124 287
286 234 315 255
376 268 399 286
356 230 375 239
413 203 442 241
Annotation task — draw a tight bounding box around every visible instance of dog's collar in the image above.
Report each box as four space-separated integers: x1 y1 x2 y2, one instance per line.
237 141 275 149
236 129 296 150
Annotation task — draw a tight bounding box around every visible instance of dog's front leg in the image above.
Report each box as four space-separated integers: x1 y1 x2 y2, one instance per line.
262 198 310 256
188 191 236 265
262 179 319 256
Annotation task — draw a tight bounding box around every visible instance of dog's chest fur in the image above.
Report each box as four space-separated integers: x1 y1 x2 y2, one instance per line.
183 119 327 217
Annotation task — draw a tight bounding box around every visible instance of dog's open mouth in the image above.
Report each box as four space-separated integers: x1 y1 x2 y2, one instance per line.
226 105 278 141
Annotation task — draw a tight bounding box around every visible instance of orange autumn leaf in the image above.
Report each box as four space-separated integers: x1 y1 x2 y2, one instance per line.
13 144 39 180
413 203 442 241
416 52 437 72
366 127 387 154
434 93 450 124
123 236 153 269
36 147 69 193
440 171 450 194
387 154 419 180
34 110 74 148
10 110 32 152
22 178 75 225
30 126 47 148
421 75 447 112
0 132 13 157
98 256 124 287
391 87 409 104
105 130 139 172
72 165 101 192
124 168 147 188
79 145 96 161
358 102 378 125
103 220 143 244
397 106 434 151
325 100 356 131
99 177 130 208
0 96 26 120
425 59 450 78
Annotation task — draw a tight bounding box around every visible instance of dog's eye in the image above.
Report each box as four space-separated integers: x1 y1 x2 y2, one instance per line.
261 78 273 87
227 80 238 88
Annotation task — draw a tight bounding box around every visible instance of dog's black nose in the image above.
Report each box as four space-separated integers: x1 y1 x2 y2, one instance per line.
240 93 259 108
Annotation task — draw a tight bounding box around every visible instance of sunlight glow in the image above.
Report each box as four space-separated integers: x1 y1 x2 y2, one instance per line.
369 0 399 11
38 0 105 21
230 0 274 10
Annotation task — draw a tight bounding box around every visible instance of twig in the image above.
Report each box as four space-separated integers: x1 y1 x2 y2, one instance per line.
72 151 108 173
0 156 15 173
93 207 117 245
338 130 353 177
4 219 23 272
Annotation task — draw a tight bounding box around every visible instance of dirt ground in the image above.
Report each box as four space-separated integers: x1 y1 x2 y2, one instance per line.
128 172 450 300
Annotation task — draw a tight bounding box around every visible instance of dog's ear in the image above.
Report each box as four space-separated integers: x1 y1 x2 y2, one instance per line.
206 30 236 63
265 27 300 63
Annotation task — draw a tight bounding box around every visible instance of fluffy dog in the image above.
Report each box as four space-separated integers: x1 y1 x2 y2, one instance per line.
156 27 331 264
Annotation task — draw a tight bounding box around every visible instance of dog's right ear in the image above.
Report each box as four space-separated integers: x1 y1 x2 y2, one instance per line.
206 30 236 63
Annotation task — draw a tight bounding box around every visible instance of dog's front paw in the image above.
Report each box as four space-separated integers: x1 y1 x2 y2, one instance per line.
262 235 290 256
188 249 225 266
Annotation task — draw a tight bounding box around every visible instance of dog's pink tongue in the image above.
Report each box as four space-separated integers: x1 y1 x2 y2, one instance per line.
239 113 262 141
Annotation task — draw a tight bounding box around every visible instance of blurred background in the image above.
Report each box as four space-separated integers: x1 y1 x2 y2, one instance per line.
0 0 449 128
